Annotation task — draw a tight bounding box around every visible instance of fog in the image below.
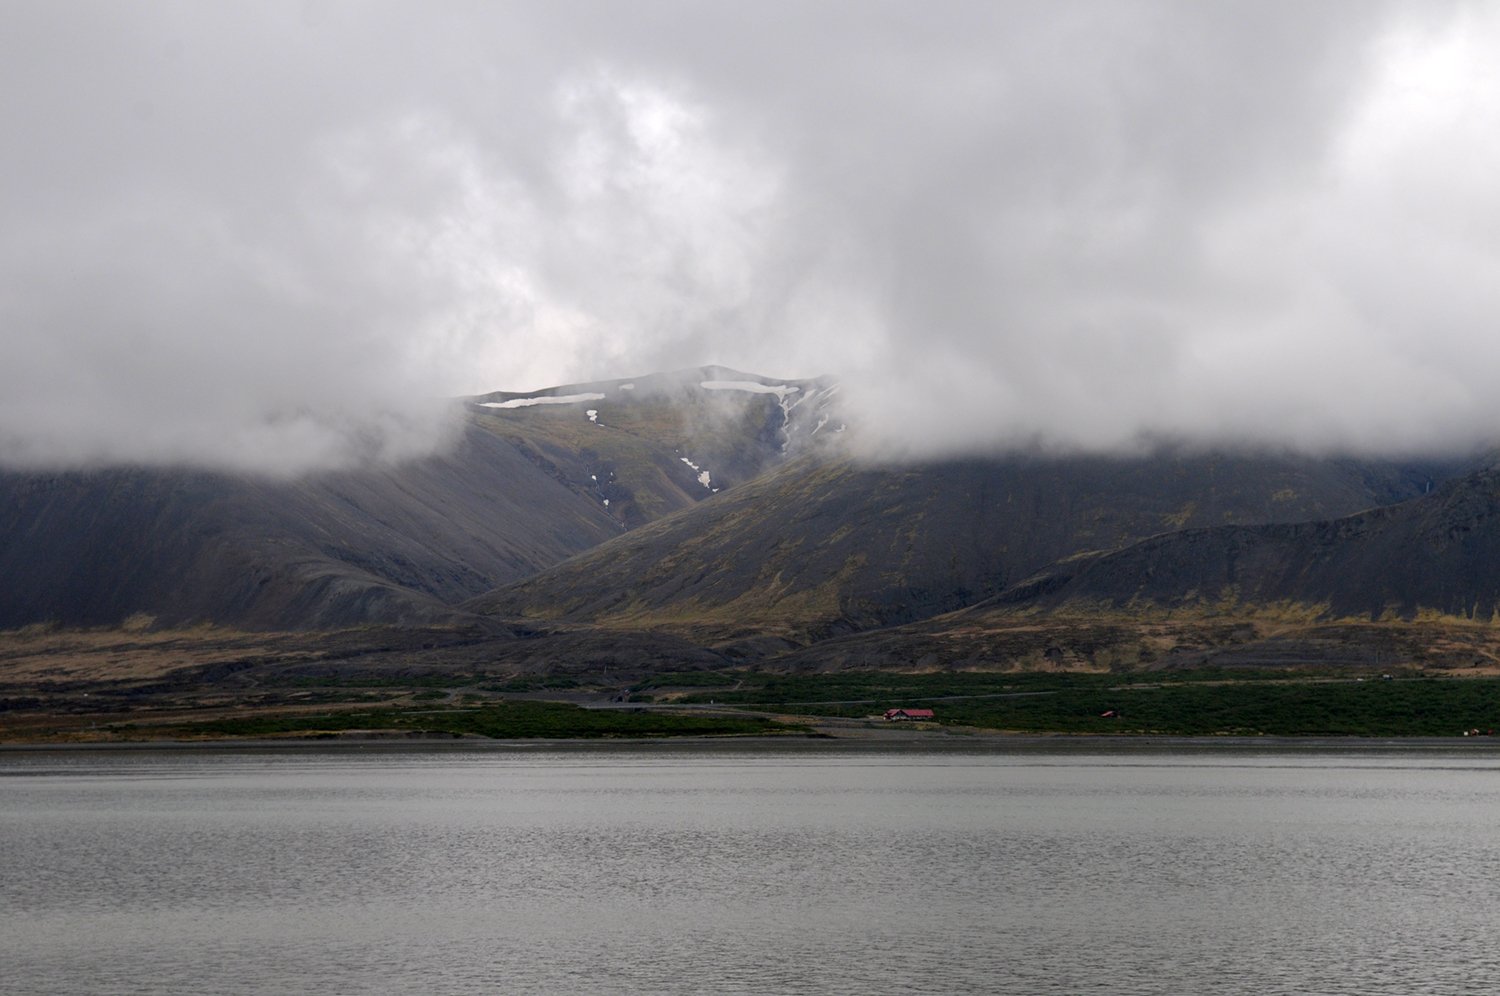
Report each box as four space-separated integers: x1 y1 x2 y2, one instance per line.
3 1 1496 473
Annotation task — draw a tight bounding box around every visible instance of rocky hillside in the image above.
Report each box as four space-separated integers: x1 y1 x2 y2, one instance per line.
982 464 1500 622
757 463 1500 674
468 448 1458 650
3 360 1478 649
0 368 830 630
465 366 841 528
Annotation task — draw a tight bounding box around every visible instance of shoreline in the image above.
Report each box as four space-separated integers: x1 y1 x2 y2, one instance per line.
7 731 1500 753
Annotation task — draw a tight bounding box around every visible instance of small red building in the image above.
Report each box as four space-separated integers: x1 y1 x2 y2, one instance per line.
884 708 935 722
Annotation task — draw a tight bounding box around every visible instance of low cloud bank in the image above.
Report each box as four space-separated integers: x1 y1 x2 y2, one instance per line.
4 2 1497 473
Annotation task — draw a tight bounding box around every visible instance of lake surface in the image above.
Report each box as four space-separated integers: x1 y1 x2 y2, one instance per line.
4 741 1500 995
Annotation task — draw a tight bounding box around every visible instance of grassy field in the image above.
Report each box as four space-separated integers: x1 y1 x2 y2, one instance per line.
142 699 800 741
664 670 1500 737
8 623 1499 740
927 679 1500 737
5 696 810 744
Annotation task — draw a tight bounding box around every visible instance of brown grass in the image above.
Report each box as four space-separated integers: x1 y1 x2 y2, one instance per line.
0 626 300 684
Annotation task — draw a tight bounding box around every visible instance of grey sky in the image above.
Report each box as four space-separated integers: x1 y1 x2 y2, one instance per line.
3 1 1496 472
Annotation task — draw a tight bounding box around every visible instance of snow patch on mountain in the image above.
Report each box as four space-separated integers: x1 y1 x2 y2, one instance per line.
679 456 714 491
480 393 606 409
700 379 823 453
701 380 801 399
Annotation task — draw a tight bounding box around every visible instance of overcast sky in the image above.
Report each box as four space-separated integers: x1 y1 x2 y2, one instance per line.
3 1 1498 472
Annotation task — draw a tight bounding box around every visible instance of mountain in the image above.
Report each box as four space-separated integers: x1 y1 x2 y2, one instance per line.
2 360 1478 661
981 464 1500 622
0 367 830 631
756 463 1500 674
0 425 613 630
467 447 1458 654
465 366 840 528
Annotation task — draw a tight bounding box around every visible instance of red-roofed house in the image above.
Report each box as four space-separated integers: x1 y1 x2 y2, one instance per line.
884 708 936 721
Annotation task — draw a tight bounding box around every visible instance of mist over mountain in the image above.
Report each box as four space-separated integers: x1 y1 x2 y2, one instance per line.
4 361 1499 693
6 3 1500 475
0 369 832 631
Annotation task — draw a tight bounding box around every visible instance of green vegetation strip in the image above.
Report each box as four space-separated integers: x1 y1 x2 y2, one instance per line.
674 669 1268 705
681 671 1500 737
284 676 588 693
931 679 1500 737
636 671 742 690
157 700 797 740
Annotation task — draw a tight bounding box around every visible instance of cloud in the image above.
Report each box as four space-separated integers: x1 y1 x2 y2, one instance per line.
2 1 1496 473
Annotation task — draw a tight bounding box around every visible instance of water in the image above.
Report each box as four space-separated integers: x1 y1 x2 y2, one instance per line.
4 742 1500 995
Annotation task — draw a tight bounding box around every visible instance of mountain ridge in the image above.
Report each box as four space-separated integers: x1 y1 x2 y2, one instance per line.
978 464 1500 623
2 364 1486 681
0 368 831 630
466 445 1462 652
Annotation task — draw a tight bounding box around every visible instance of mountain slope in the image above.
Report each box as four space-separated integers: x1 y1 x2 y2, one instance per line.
466 365 840 528
0 367 834 631
981 465 1500 622
2 360 1475 646
0 423 619 629
468 449 1457 648
767 464 1500 674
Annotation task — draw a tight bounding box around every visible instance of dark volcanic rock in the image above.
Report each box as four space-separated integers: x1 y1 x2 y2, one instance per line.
987 467 1500 622
0 369 839 632
468 448 1460 640
990 468 1500 624
0 423 622 630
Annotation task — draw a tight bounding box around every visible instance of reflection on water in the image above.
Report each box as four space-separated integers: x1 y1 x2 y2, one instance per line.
4 744 1500 995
